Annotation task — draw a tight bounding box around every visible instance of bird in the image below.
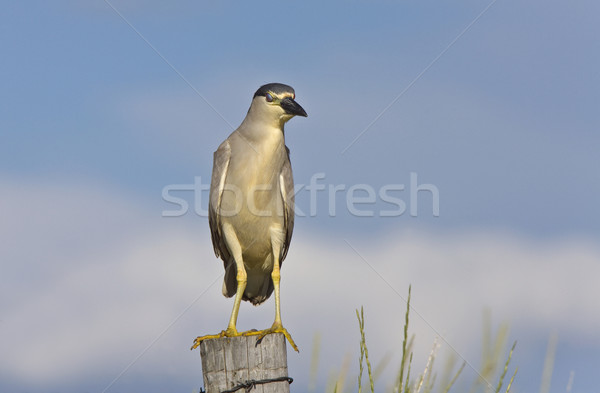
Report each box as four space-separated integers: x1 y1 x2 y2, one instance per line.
192 83 307 352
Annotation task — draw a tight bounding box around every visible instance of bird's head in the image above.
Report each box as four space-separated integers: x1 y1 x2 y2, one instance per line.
248 83 307 127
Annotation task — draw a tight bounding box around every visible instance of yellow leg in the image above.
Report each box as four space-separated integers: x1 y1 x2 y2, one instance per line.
192 224 248 350
272 261 283 328
225 260 247 335
246 229 298 352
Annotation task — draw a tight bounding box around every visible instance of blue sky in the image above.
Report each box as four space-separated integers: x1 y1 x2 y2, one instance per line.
1 1 599 392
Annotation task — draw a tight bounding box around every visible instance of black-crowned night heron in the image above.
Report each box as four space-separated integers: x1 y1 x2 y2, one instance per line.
192 83 307 352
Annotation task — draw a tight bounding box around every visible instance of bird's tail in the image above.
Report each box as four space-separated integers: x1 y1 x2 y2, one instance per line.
221 261 274 306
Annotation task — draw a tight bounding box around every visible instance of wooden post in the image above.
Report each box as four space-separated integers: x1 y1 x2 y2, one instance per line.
199 333 291 393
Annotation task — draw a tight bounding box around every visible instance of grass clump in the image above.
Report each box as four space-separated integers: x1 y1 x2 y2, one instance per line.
309 285 571 393
352 285 518 393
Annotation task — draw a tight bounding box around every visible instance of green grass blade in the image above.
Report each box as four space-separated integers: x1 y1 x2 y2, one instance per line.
495 341 517 393
443 361 466 393
397 286 412 390
505 366 518 393
357 308 365 393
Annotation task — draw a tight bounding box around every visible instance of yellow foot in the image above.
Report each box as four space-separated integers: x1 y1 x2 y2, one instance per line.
191 326 240 350
246 323 299 352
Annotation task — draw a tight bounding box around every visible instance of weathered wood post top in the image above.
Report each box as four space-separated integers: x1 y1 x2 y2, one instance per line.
199 333 292 393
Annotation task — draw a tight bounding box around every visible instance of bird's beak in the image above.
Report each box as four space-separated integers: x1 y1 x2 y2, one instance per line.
280 97 308 117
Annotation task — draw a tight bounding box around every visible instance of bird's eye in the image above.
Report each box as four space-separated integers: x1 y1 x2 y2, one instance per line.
265 93 273 102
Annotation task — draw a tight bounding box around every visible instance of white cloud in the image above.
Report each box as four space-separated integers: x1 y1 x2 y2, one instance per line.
1 177 598 392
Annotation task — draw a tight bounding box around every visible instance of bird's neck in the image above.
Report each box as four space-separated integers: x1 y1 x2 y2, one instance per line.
238 110 286 148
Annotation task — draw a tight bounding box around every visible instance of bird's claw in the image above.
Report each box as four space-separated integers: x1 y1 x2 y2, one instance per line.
191 331 224 350
191 326 298 352
191 327 240 350
246 324 299 352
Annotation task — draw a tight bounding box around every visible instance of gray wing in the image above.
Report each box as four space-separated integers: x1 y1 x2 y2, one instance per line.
279 146 295 263
208 140 232 264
